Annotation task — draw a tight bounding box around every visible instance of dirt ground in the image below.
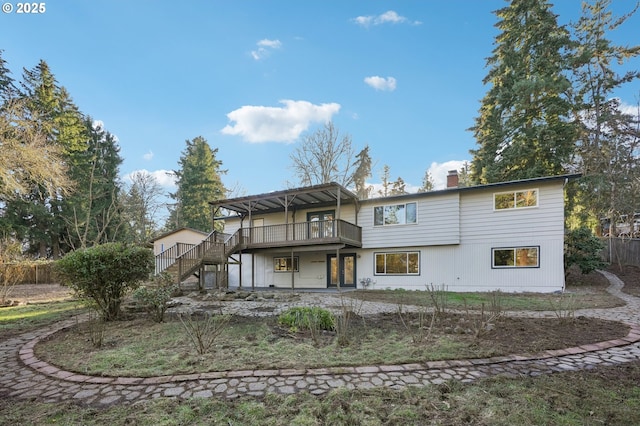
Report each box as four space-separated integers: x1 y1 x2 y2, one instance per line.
2 283 74 305
5 265 640 353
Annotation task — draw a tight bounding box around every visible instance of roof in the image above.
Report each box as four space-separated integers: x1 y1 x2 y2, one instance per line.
209 182 359 216
210 174 581 216
360 173 582 204
150 227 209 242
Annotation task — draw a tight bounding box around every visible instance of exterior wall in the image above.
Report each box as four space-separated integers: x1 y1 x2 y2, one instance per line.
456 182 565 292
360 192 460 247
229 250 334 289
354 181 565 292
153 229 208 255
223 180 567 293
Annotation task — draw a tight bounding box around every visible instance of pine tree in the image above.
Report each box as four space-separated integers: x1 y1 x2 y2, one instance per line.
568 0 640 230
418 170 435 192
62 118 125 250
3 60 86 257
352 145 373 199
170 136 226 232
470 0 576 184
378 165 391 197
390 177 408 195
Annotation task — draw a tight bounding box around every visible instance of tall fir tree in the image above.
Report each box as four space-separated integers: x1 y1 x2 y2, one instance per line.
568 0 640 231
169 136 226 232
61 118 125 250
470 0 576 184
3 60 86 257
352 145 373 199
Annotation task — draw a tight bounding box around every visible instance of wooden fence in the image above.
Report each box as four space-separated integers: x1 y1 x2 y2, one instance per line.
601 238 640 267
0 262 56 285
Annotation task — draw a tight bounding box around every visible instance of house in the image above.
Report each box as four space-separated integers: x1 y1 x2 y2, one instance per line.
156 173 578 293
151 227 209 277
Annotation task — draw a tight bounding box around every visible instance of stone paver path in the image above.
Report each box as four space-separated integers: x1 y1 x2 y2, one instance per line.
2 271 640 407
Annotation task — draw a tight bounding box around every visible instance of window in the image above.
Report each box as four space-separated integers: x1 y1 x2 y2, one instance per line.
374 202 417 226
492 247 539 268
274 256 299 272
494 189 538 210
374 252 420 275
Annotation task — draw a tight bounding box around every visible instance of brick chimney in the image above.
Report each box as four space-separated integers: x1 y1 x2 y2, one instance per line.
446 170 459 188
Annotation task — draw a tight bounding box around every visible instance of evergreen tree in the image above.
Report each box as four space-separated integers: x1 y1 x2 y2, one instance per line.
568 0 640 230
3 60 86 257
458 161 473 188
378 165 391 197
61 118 125 250
352 145 373 199
170 136 226 232
418 170 435 192
470 0 576 184
390 177 408 196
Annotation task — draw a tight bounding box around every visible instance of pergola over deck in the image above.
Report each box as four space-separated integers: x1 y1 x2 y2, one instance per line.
208 182 362 289
210 182 359 220
209 182 362 248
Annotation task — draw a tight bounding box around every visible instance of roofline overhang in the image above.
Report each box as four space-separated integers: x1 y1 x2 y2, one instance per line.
209 182 359 216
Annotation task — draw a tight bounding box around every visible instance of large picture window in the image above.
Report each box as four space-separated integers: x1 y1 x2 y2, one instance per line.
375 252 420 275
494 189 538 210
374 202 417 226
274 256 299 272
492 247 539 268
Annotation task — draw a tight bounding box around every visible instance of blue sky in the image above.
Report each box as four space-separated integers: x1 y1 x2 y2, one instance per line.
2 1 639 201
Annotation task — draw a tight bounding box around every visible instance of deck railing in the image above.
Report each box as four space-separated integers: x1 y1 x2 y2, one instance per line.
226 219 361 251
155 242 196 275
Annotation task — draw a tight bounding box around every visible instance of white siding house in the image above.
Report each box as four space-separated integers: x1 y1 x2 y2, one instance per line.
200 174 576 293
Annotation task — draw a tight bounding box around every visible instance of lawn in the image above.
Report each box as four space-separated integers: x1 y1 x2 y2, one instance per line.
2 268 640 425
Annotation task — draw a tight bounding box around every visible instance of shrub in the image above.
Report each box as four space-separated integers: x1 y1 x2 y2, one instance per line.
278 306 335 332
54 243 153 321
133 273 177 322
564 227 607 277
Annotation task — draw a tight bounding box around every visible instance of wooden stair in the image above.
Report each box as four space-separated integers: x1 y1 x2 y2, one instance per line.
155 230 241 286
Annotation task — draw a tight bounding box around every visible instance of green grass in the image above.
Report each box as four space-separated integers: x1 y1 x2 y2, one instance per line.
0 300 84 337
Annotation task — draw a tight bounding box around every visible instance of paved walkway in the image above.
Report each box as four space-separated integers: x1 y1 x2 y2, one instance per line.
2 271 640 407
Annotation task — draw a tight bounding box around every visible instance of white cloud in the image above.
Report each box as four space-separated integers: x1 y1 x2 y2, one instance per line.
142 150 154 161
427 160 468 189
124 169 177 190
92 120 104 131
364 76 397 91
221 100 341 143
621 100 639 117
352 10 421 27
251 38 282 60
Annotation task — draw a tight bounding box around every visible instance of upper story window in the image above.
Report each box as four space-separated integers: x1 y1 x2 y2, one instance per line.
374 202 417 226
494 189 538 210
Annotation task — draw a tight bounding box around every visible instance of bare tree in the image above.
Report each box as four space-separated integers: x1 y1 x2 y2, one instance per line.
123 171 165 244
0 98 72 200
289 122 356 187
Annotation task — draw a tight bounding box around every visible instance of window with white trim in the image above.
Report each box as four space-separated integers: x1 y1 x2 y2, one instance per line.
274 256 299 272
374 252 420 275
374 202 417 226
492 247 539 268
494 189 538 210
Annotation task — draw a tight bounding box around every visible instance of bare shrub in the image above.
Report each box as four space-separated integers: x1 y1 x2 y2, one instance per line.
398 305 437 345
463 291 504 340
179 311 231 355
549 292 576 322
335 292 365 347
427 283 448 316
